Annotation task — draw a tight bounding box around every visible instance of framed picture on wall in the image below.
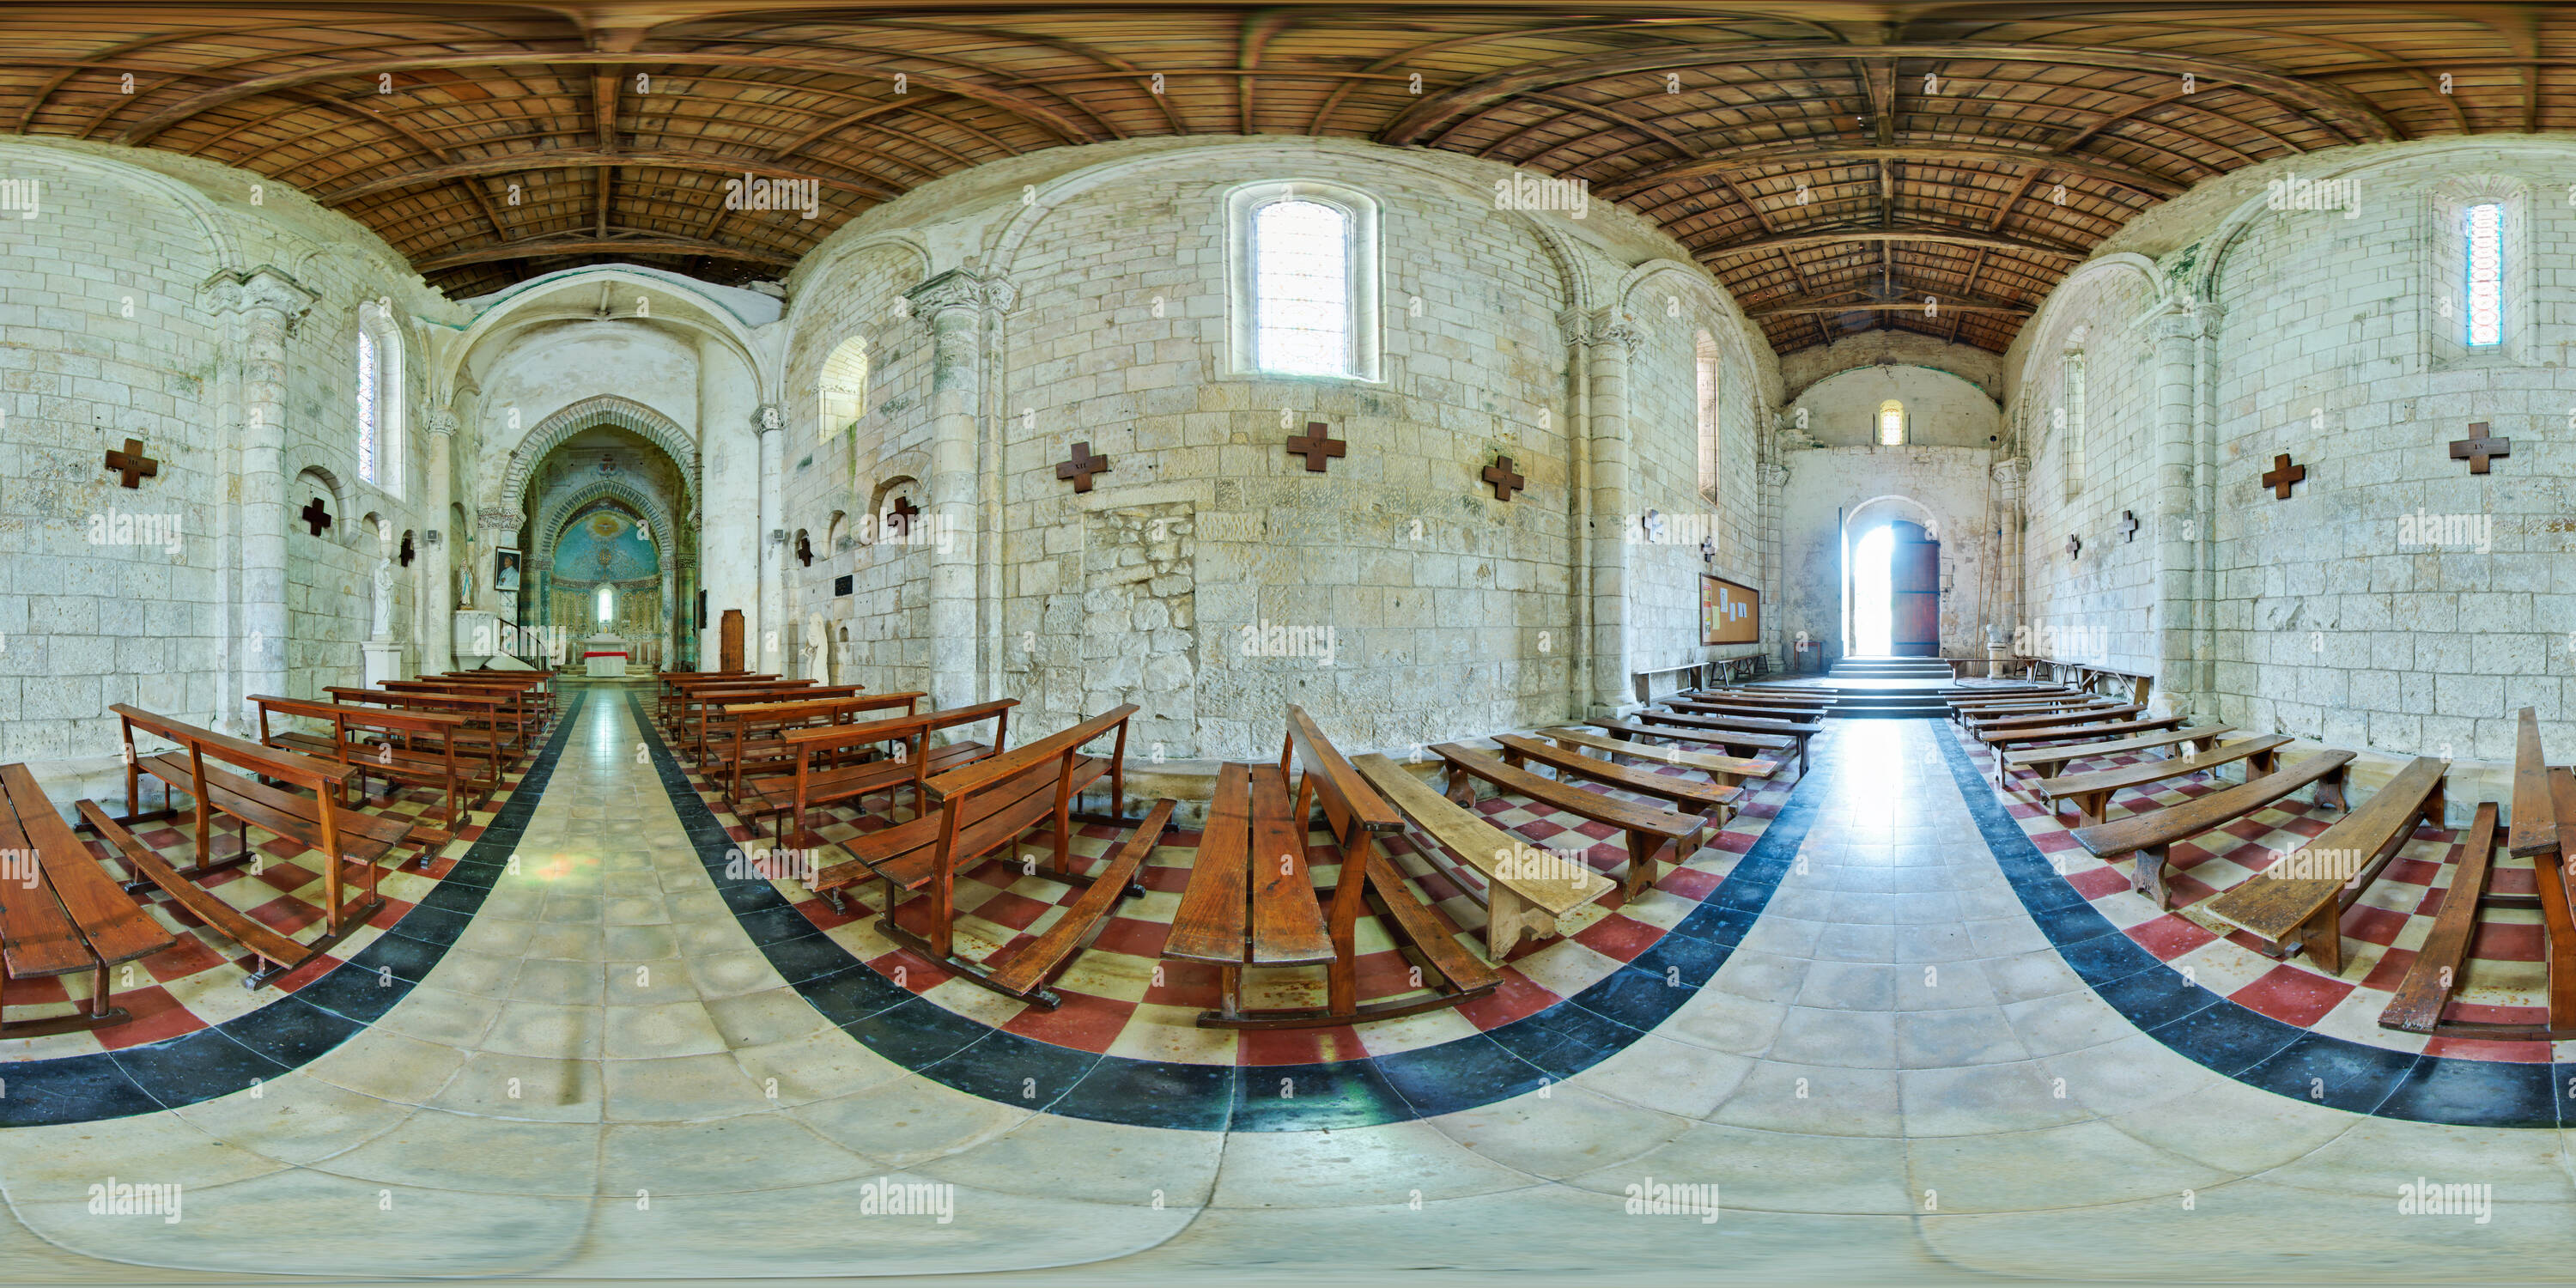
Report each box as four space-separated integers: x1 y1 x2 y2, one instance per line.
493 547 522 593
1703 575 1759 645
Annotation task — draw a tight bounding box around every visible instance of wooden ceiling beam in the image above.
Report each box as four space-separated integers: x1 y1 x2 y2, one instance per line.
313 150 901 204
1753 297 2031 319
1699 227 2087 258
1602 143 2188 203
413 235 799 273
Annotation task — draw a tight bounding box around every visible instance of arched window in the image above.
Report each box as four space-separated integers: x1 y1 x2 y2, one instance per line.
2464 202 2505 347
356 302 405 497
2061 350 2087 495
819 337 868 441
596 585 613 624
1228 181 1382 380
1876 399 1905 447
1696 332 1722 502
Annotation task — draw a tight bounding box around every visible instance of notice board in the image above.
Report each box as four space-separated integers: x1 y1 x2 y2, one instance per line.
1703 575 1759 645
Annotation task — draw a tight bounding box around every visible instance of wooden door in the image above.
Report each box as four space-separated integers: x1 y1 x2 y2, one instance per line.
1887 520 1940 657
719 609 745 673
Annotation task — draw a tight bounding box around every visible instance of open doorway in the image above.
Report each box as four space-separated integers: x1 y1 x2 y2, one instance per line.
1841 499 1942 659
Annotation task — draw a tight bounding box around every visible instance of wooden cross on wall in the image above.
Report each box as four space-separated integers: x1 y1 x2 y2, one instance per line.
103 437 158 489
2118 511 2139 542
1481 455 1524 501
887 495 920 537
1286 421 1346 473
299 497 333 538
1054 441 1109 493
2260 453 2306 500
2451 422 2510 475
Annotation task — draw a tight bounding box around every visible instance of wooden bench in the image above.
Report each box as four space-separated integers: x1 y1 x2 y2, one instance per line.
744 699 1018 852
2201 756 2446 974
658 671 763 727
1492 731 1741 834
688 683 856 764
326 685 524 768
100 705 409 984
383 677 545 743
664 677 802 736
1677 689 1831 711
1166 707 1500 1027
1536 726 1781 787
0 764 175 1035
1354 752 1615 958
2379 802 2501 1035
1964 701 2140 733
823 704 1171 1007
2034 733 2291 826
1588 717 1801 776
1430 742 1705 896
706 691 924 805
1637 709 1815 778
428 671 555 728
1978 713 2184 756
1667 698 1830 721
254 694 484 849
1631 662 1706 705
1996 723 2237 787
2068 751 2354 908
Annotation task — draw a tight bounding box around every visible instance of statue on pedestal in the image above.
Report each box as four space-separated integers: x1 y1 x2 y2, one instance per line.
371 556 394 640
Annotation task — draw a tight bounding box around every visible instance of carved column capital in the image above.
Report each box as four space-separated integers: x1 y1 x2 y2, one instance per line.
1991 457 2028 486
906 267 1016 317
201 266 315 323
424 409 459 438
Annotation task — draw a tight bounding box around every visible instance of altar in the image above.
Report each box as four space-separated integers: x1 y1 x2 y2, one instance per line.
582 633 629 678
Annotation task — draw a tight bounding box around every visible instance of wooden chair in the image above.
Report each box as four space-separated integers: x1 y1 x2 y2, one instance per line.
2202 756 2446 973
0 764 174 1035
1536 726 1780 787
1354 752 1615 957
742 699 1017 851
96 705 412 985
1165 708 1499 1028
819 704 1173 1008
2068 751 2354 908
1432 739 1712 896
254 694 485 846
2034 733 2290 826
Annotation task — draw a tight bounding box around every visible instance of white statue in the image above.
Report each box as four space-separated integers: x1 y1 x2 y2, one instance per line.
457 565 474 610
371 556 394 640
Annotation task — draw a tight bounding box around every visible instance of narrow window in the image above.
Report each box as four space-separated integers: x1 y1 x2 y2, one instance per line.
1876 399 1905 447
1696 333 1721 501
1253 199 1350 376
2465 202 2504 347
819 337 868 441
2062 352 2087 495
596 585 613 624
356 329 379 484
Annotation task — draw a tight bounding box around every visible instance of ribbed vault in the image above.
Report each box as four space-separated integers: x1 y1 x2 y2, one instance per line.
2 2 2555 354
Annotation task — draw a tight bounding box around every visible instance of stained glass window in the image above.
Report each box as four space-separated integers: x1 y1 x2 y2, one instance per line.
2465 203 2503 347
356 329 379 483
597 586 613 624
1253 199 1350 376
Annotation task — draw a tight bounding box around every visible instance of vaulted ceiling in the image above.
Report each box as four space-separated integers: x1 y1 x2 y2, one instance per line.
0 2 2555 355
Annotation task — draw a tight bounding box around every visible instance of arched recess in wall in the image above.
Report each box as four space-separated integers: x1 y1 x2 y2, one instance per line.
532 475 682 573
439 264 775 410
779 232 933 344
0 141 243 276
2011 253 2160 422
501 395 701 519
867 473 924 546
291 465 350 542
818 337 868 442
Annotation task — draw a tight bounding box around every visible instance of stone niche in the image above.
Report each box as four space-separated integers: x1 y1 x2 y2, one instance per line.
1038 501 1196 757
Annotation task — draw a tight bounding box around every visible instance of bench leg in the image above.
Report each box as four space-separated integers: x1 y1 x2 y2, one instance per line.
2129 842 2172 908
2292 903 2343 975
1621 830 1660 898
1487 884 1533 958
2075 790 2112 829
2316 763 2349 814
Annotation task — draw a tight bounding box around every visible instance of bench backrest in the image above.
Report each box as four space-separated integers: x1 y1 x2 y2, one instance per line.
781 698 1017 755
1281 705 1400 848
718 691 922 724
2510 706 2555 857
112 702 353 793
252 693 464 739
326 685 509 710
923 703 1135 811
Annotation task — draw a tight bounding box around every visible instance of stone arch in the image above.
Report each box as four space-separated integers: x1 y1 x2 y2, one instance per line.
501 395 700 518
292 465 350 542
532 475 679 573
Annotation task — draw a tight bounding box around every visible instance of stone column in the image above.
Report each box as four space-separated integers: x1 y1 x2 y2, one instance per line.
2150 306 2209 715
477 507 521 653
1757 459 1789 665
1990 457 2026 677
1577 308 1643 717
204 268 314 732
421 409 458 672
674 554 697 669
906 267 1014 709
755 405 785 676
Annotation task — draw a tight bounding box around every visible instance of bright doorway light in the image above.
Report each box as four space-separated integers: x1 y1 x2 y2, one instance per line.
1853 526 1893 656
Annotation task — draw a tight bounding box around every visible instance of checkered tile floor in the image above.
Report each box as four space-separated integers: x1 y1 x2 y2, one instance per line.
679 741 1795 1066
1954 722 2554 1063
0 758 532 1062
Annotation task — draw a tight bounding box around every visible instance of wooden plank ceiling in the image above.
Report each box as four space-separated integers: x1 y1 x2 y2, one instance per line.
0 2 2551 355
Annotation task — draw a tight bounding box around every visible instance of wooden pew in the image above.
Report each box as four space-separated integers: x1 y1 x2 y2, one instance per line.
1166 707 1501 1027
662 675 799 735
1978 713 2185 758
427 671 554 728
1536 726 1781 787
254 694 485 846
1492 731 1741 831
2379 802 2500 1035
1964 701 2141 733
1996 723 2236 787
1673 690 1831 713
0 764 175 1035
686 683 853 763
2202 756 2446 973
1667 698 1829 721
383 677 546 740
706 691 923 805
1430 742 1704 896
1353 752 1615 957
744 699 1016 849
326 685 525 768
658 671 763 727
821 705 1170 1007
100 705 410 983
2034 734 2291 826
1587 717 1801 776
1638 708 1816 778
2068 751 2354 908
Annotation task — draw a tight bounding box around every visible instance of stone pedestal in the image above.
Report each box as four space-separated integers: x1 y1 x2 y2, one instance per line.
1985 642 2009 678
583 633 629 678
453 611 499 669
362 639 404 689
